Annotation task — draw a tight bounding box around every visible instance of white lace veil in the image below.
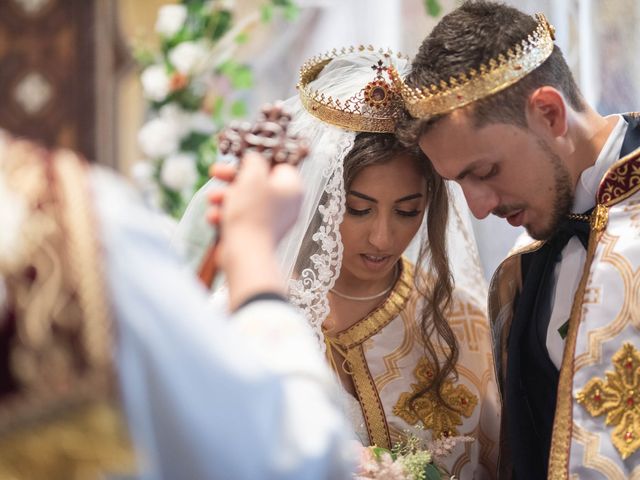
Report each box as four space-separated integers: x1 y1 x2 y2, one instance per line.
174 50 488 349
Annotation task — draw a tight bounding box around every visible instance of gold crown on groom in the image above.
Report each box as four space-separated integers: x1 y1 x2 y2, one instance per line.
391 13 556 119
297 45 408 133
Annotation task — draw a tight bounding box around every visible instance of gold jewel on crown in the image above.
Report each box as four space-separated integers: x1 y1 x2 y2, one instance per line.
391 13 556 119
297 45 408 133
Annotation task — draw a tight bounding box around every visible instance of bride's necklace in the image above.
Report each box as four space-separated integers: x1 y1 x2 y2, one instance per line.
330 264 398 302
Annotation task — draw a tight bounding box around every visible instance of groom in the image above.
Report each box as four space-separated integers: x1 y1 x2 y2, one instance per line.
398 1 640 478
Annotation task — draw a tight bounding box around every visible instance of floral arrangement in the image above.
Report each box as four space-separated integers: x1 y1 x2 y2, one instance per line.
134 0 297 218
355 433 473 480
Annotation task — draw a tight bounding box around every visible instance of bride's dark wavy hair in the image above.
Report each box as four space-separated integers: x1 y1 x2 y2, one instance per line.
343 132 460 412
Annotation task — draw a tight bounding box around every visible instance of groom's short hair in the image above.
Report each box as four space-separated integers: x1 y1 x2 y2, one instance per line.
402 1 584 139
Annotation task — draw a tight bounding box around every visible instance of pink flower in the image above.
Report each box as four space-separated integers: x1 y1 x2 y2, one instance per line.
354 443 377 476
354 446 408 480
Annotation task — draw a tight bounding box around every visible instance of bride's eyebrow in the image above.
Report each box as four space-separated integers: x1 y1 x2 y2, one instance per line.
348 191 424 203
348 190 377 202
395 193 423 203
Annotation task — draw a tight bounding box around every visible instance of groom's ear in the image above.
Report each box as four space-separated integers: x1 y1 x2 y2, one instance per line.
525 86 568 139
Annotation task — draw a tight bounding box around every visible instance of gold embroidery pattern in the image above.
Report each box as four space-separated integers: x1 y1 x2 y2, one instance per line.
392 357 478 439
0 140 52 274
0 138 135 476
575 232 640 370
573 422 632 480
349 346 391 448
374 304 418 391
582 286 602 305
55 150 113 368
590 204 609 232
548 215 600 479
476 396 500 480
597 148 640 207
327 257 414 449
334 258 413 347
0 402 136 479
448 300 489 353
625 199 640 230
450 449 472 480
0 147 115 426
488 240 544 391
576 343 640 460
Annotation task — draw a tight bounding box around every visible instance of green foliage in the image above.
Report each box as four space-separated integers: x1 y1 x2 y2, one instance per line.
180 132 210 152
424 0 442 17
230 100 248 118
170 87 204 111
424 463 443 480
262 0 299 23
218 61 254 89
212 96 226 125
137 0 298 219
261 4 274 23
283 4 300 21
206 9 233 40
361 438 452 480
235 31 249 44
132 45 155 68
371 446 394 461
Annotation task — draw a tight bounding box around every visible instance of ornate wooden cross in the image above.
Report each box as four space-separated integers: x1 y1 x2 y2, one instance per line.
198 103 309 288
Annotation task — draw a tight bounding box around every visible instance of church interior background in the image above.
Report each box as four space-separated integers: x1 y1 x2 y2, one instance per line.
0 0 638 279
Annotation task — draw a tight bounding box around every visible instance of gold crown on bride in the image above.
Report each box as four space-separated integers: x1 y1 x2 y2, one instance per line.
297 45 408 133
390 13 556 119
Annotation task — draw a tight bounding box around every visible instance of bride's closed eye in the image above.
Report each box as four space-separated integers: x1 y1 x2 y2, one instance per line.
346 206 371 216
395 209 421 217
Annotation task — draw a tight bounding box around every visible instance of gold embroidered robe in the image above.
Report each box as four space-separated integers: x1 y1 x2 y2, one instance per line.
0 135 136 479
327 258 501 479
489 147 640 479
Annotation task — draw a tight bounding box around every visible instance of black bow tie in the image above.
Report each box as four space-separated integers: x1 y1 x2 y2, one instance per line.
554 209 593 251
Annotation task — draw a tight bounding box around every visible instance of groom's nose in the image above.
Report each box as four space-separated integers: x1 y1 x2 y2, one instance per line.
462 183 500 220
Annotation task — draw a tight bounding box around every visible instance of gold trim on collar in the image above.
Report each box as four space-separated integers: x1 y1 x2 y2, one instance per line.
324 257 413 449
331 257 413 348
348 347 391 448
597 146 640 207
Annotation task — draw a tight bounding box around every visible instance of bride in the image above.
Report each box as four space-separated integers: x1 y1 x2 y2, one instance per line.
176 46 500 478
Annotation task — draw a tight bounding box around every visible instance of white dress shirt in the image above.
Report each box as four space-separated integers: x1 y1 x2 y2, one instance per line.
91 168 354 479
546 115 627 368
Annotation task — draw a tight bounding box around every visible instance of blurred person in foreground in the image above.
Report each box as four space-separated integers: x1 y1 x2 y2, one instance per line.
395 1 640 478
0 129 353 479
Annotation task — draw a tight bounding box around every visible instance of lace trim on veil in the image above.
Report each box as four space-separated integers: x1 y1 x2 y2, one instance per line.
287 133 354 351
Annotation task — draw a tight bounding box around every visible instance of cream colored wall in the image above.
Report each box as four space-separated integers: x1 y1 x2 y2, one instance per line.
116 0 174 176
